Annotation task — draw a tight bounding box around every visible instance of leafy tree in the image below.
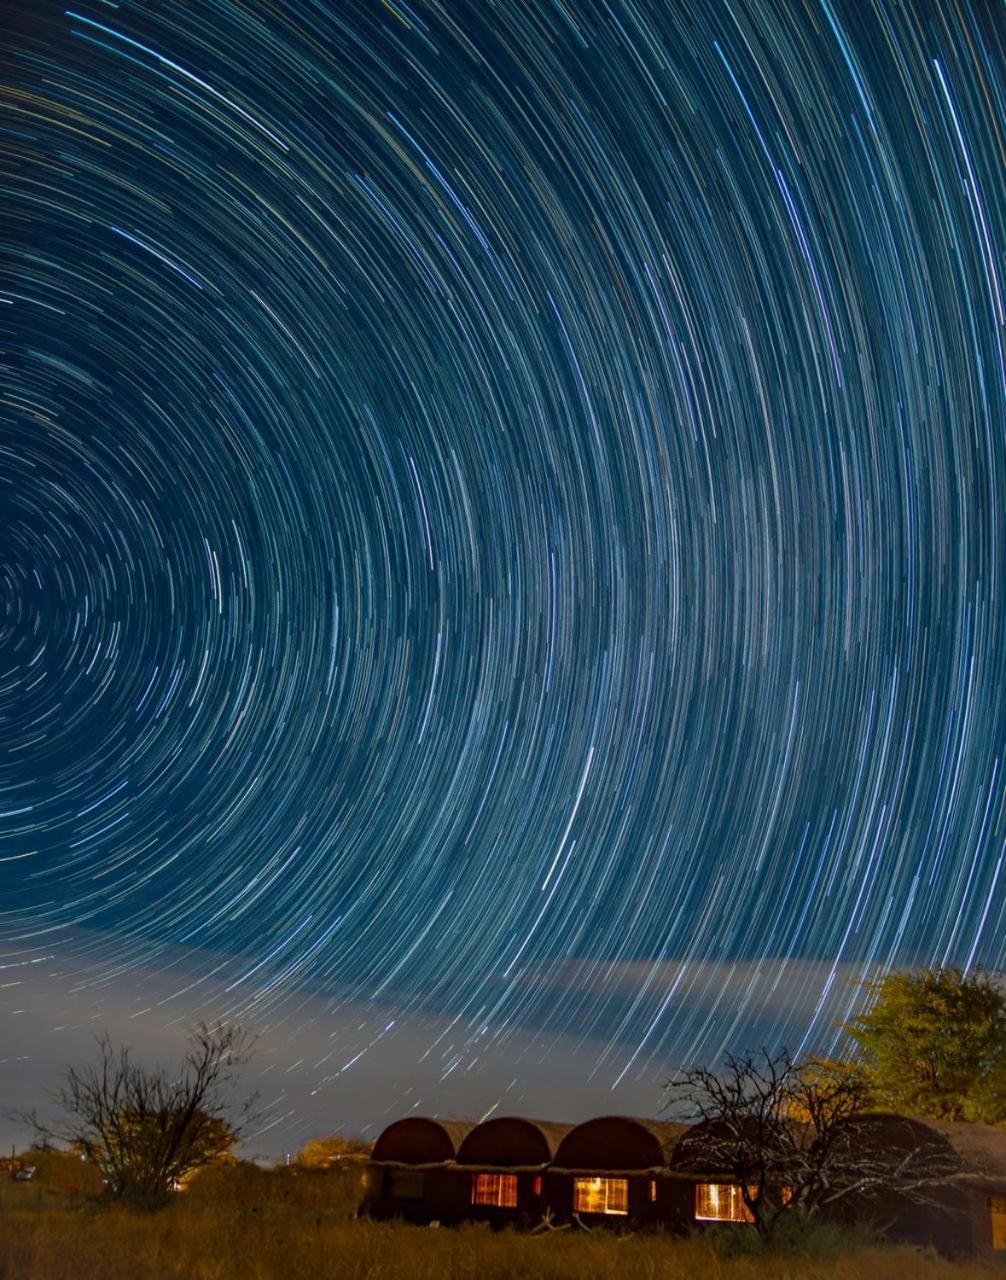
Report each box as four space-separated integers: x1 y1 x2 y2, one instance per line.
665 1049 961 1238
294 1130 372 1167
846 967 1006 1124
16 1023 256 1209
11 1146 104 1197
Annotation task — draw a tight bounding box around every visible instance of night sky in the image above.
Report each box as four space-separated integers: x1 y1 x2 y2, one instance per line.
1 0 1004 1153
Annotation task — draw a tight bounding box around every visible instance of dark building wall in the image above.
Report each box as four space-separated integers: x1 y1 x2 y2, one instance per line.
820 1114 989 1255
362 1160 1004 1252
363 1165 548 1226
658 1179 696 1232
543 1172 664 1228
547 1116 680 1229
362 1113 1006 1252
829 1183 980 1254
543 1169 572 1219
465 1170 547 1226
361 1165 470 1223
454 1117 559 1224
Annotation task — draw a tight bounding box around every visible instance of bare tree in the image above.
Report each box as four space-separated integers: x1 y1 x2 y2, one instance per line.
665 1050 962 1237
16 1023 256 1208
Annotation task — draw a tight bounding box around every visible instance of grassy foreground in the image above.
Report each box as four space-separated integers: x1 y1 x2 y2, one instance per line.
0 1163 1000 1280
2 1210 1002 1280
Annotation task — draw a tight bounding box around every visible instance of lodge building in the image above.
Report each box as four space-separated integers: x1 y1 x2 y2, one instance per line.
360 1111 1006 1255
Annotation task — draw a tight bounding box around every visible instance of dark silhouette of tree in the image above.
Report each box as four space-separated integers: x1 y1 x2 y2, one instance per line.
665 1049 961 1238
846 967 1006 1124
15 1023 256 1209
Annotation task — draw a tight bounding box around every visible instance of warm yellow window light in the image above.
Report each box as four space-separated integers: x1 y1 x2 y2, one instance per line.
990 1195 1006 1250
573 1176 629 1215
695 1182 755 1223
471 1172 518 1208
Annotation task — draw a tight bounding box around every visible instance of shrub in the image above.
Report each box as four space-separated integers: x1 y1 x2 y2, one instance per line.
0 1207 998 1280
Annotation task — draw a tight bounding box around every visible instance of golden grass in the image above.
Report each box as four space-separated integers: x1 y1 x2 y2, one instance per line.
1 1209 1002 1280
0 1167 999 1280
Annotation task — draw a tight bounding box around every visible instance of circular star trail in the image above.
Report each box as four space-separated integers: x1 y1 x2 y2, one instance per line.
1 0 1004 1099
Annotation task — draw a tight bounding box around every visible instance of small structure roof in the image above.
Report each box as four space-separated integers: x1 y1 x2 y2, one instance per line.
909 1117 1006 1183
553 1116 688 1173
368 1108 1006 1190
371 1116 477 1165
457 1117 574 1168
435 1119 480 1152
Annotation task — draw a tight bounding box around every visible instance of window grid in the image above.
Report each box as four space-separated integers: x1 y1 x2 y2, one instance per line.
694 1182 755 1223
471 1172 518 1208
573 1176 629 1215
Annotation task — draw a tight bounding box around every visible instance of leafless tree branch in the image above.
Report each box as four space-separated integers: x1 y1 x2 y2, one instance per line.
664 1049 962 1237
9 1023 257 1209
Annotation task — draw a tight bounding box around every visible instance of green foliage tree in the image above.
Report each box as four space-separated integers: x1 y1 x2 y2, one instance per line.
846 967 1006 1124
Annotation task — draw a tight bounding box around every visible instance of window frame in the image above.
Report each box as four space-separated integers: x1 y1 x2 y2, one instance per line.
694 1182 755 1223
385 1168 425 1202
572 1175 629 1216
990 1195 1006 1251
470 1171 518 1208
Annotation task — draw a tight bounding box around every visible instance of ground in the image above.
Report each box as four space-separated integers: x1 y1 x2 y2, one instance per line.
0 1161 1001 1279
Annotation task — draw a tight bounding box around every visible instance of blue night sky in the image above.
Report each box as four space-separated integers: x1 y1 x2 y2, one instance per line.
1 0 1004 1154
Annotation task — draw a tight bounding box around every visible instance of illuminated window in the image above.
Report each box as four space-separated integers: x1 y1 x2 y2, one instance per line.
386 1169 424 1201
991 1196 1006 1251
648 1179 657 1203
471 1173 518 1208
573 1176 629 1215
531 1174 542 1196
695 1183 755 1223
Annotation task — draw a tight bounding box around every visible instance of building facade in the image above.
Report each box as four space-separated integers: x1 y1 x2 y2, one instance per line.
360 1111 1006 1254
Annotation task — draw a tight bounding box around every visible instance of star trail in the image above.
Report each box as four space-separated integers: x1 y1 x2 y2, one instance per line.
1 0 1005 1143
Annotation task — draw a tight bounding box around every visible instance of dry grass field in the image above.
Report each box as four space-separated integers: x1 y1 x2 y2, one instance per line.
0 1160 1001 1280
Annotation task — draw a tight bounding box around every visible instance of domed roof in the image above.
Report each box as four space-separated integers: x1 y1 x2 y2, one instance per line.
458 1117 573 1167
554 1116 687 1172
372 1116 476 1164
